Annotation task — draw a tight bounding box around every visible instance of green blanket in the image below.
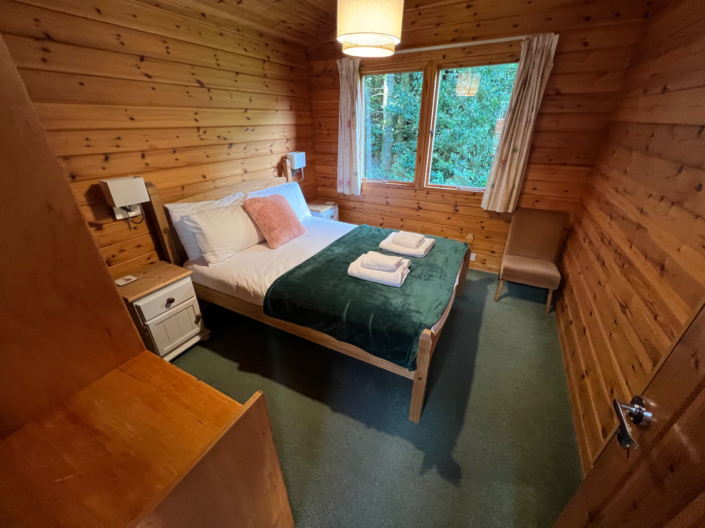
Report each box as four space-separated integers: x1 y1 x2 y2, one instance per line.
263 225 468 370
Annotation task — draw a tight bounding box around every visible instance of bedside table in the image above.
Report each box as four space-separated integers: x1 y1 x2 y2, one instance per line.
117 261 208 362
308 201 339 221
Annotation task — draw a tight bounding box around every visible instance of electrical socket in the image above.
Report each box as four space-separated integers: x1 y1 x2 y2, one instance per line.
470 252 477 261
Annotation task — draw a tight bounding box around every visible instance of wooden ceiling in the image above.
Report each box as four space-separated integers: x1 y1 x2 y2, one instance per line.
142 0 659 51
309 0 657 58
138 0 337 47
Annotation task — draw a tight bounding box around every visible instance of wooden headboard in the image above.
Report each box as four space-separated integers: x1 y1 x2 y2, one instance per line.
147 171 293 266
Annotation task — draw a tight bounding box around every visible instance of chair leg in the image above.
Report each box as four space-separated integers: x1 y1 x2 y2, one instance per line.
546 289 554 314
494 280 504 302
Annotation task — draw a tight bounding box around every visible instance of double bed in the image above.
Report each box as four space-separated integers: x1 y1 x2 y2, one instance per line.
147 174 472 422
186 216 355 306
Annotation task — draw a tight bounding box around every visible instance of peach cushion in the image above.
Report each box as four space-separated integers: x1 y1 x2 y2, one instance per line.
243 194 307 249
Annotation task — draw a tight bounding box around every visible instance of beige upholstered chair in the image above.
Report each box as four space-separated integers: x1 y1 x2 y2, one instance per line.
494 208 570 313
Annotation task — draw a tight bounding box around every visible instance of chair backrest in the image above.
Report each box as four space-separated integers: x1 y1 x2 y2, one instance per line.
504 208 570 263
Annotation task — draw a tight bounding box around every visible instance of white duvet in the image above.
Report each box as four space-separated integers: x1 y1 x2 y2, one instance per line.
185 217 356 306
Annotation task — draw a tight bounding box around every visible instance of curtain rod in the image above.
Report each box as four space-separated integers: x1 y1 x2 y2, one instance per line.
395 34 532 54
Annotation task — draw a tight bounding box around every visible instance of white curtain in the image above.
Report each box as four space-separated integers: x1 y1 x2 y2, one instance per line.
337 58 363 195
482 33 559 213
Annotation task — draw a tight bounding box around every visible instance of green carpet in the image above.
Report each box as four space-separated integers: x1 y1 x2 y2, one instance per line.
174 270 582 527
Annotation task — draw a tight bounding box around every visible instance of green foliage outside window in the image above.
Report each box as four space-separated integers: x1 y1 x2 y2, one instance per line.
362 63 518 188
363 71 423 182
431 64 518 187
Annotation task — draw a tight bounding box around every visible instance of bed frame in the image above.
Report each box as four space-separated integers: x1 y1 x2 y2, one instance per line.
146 173 472 422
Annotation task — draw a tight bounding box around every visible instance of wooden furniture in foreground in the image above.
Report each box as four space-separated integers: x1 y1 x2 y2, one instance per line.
118 261 210 361
147 176 473 423
0 33 293 527
140 384 293 527
494 208 569 313
0 31 144 437
0 352 294 528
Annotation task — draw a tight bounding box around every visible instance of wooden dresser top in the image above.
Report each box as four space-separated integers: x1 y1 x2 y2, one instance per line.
0 352 241 527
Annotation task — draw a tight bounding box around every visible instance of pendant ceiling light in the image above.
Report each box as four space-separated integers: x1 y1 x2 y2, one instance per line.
456 72 481 97
337 0 404 58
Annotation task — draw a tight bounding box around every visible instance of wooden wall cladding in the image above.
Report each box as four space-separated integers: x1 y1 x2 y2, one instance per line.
0 0 315 277
307 1 652 272
132 0 336 47
556 0 705 473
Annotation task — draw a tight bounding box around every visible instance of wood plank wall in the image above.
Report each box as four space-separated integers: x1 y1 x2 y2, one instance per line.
0 0 314 277
306 0 652 272
556 0 705 473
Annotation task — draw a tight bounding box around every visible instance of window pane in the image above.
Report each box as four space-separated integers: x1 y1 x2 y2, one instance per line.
363 71 423 182
429 64 518 188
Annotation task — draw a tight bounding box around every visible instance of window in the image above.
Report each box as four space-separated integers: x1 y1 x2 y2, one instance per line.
429 64 518 188
359 59 518 191
362 71 423 182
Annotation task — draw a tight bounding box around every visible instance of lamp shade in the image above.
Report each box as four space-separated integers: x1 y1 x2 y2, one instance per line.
287 151 306 170
337 0 404 57
456 72 481 97
99 176 149 208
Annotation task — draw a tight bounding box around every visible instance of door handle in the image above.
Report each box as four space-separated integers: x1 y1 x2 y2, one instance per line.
613 396 652 450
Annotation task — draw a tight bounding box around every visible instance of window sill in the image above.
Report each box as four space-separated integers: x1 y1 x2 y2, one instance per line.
422 184 486 195
360 180 486 196
362 180 415 188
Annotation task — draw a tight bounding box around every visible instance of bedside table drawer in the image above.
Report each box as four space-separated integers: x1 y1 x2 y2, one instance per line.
134 277 195 322
146 299 202 357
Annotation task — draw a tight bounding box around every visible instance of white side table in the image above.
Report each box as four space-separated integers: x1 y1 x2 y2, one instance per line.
118 261 208 361
308 201 339 221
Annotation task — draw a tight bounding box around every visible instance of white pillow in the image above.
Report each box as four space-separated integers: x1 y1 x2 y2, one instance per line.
165 193 244 261
185 203 263 265
246 182 311 221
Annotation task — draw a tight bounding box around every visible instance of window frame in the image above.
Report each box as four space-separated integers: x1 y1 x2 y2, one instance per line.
359 55 520 193
359 64 426 188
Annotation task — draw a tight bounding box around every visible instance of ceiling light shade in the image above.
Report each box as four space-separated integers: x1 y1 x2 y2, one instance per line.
337 0 404 58
456 72 481 97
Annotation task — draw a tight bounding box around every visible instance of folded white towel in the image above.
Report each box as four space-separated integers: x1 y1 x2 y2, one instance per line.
348 255 410 288
380 233 435 257
393 231 425 249
360 251 403 272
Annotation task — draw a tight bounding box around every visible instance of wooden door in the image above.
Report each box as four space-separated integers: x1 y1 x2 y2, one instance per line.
555 298 705 527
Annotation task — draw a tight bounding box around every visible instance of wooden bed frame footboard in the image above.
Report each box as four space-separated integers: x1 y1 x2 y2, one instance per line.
146 175 473 422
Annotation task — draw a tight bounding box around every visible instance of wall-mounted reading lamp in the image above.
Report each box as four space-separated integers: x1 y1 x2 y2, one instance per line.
100 176 150 223
286 151 306 182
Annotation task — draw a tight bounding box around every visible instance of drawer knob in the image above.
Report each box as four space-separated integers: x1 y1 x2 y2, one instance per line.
166 297 175 304
195 313 203 321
